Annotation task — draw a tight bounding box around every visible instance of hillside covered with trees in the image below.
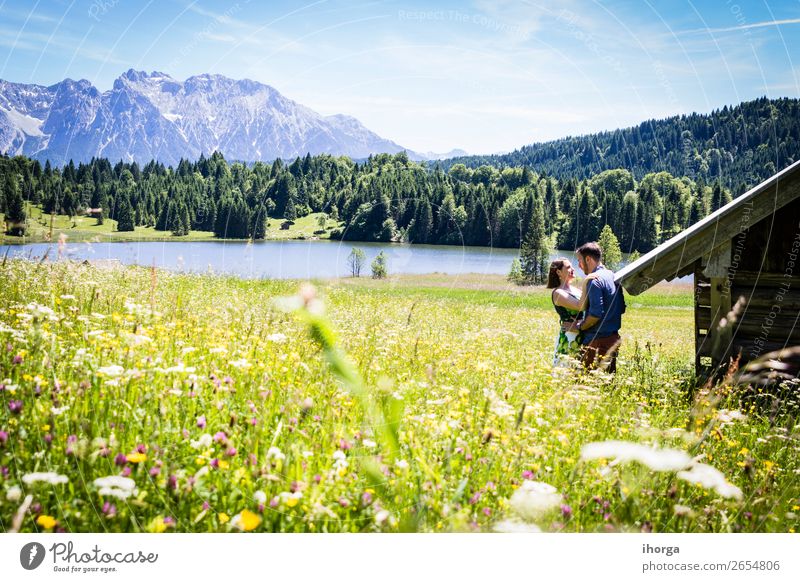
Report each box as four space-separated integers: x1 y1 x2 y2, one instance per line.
2 147 745 256
438 97 799 189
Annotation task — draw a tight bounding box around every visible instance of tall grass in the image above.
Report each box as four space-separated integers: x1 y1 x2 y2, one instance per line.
0 259 796 533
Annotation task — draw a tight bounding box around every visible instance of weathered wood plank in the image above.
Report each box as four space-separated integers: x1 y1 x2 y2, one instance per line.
703 240 732 278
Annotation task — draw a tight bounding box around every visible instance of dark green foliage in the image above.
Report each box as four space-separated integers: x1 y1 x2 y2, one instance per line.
4 173 26 235
519 196 549 284
439 97 800 186
115 192 135 232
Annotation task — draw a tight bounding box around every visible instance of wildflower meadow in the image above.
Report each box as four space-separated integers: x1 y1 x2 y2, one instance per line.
0 258 798 533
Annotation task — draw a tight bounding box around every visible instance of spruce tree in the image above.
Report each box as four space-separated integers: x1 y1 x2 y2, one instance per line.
115 192 135 232
250 203 268 240
519 196 549 284
4 174 26 236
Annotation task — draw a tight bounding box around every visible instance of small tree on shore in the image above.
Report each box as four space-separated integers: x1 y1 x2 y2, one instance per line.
371 251 388 279
508 257 524 285
347 247 366 277
598 224 622 270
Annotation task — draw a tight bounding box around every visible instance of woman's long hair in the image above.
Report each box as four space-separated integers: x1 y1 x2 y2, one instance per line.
546 258 571 289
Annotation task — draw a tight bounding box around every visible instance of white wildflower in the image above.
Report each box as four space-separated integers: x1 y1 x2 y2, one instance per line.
362 439 377 448
93 476 137 499
6 486 22 502
254 490 267 504
97 364 124 377
395 459 410 471
93 476 136 490
122 333 152 346
191 434 213 449
266 446 285 462
164 363 196 374
229 358 251 369
677 463 743 500
279 491 303 505
50 405 70 416
509 480 561 521
716 409 747 424
375 509 391 525
26 302 56 319
493 519 542 533
581 440 692 472
266 333 287 343
21 472 69 486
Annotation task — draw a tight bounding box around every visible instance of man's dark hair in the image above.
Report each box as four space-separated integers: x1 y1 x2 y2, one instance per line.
576 242 602 262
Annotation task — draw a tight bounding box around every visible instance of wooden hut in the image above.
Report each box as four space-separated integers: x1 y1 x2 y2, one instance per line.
615 160 800 377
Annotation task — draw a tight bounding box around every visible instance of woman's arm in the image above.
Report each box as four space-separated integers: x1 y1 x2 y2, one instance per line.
553 288 582 311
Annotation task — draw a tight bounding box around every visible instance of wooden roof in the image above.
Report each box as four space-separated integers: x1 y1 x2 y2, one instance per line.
615 159 800 296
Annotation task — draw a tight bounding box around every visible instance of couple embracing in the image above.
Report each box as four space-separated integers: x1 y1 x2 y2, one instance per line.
547 242 626 372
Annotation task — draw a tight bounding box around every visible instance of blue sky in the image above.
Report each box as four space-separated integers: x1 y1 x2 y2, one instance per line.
1 0 799 155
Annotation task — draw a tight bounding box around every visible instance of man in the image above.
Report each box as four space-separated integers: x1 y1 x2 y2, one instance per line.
566 242 625 373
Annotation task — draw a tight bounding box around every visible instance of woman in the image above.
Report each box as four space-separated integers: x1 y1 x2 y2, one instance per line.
546 258 595 367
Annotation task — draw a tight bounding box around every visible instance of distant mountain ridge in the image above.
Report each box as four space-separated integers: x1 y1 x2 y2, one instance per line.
0 69 413 166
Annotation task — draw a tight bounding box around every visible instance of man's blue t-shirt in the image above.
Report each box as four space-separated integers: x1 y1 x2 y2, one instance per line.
581 265 625 344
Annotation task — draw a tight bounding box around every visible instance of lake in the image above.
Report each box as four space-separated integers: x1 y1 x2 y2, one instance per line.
1 240 528 279
0 240 669 281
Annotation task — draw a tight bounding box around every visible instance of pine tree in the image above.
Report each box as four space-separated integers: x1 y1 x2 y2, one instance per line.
115 192 135 232
519 196 549 284
250 203 268 240
4 174 26 236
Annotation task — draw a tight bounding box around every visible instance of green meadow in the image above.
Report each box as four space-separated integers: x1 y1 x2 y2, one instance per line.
1 207 338 244
0 259 797 533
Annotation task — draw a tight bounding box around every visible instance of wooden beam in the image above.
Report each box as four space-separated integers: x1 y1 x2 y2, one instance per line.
703 240 732 278
709 276 732 368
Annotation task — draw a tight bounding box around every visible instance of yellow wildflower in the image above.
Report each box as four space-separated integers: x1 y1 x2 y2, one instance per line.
37 515 57 529
234 509 261 531
126 452 147 463
218 512 229 524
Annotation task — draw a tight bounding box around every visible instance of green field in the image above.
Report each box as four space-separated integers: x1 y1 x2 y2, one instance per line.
0 260 797 533
1 207 339 244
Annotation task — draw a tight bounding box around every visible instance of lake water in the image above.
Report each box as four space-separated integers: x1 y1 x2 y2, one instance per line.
0 240 676 282
0 240 533 279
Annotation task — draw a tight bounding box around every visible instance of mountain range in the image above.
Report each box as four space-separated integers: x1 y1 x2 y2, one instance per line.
0 69 425 166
